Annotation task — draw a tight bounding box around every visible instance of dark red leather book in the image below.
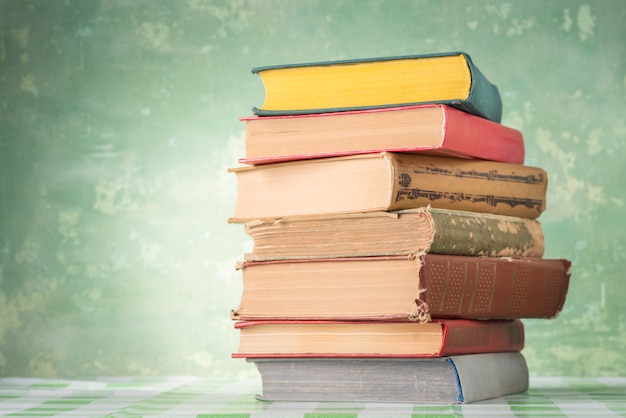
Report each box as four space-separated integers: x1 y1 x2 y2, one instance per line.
232 318 524 358
232 254 571 322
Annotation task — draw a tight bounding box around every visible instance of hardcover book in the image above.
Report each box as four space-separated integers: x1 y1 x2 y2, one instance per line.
243 207 545 261
240 104 524 165
229 152 548 222
232 255 571 321
233 319 524 358
250 352 529 403
251 52 503 122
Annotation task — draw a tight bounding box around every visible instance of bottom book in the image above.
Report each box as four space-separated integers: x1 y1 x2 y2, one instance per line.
249 352 529 404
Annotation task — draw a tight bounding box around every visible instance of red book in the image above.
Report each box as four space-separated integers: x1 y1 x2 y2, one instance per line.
232 319 524 358
232 255 571 322
239 104 524 165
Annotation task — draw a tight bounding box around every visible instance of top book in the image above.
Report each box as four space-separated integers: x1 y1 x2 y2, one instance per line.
251 51 503 123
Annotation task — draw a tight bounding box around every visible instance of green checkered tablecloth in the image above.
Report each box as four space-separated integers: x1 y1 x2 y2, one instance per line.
0 376 624 417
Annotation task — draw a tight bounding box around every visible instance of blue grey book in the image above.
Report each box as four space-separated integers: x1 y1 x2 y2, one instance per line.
250 352 529 404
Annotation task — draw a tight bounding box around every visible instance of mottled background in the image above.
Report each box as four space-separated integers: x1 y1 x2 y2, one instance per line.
1 0 624 379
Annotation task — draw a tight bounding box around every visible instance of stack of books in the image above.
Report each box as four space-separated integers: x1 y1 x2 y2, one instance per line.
228 52 572 404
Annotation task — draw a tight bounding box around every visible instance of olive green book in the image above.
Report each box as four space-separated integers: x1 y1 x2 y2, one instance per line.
242 207 545 261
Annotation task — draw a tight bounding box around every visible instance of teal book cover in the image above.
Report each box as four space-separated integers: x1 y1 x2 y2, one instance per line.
252 51 503 122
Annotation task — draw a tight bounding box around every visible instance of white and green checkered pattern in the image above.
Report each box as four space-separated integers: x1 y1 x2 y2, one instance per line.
0 376 624 417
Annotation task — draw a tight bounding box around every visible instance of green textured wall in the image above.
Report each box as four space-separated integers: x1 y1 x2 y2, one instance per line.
1 0 624 379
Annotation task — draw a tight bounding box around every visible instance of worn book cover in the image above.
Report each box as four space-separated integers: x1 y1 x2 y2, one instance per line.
243 207 545 261
232 255 570 321
229 153 548 222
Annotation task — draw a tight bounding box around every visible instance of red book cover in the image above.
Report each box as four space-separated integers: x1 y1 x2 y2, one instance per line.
232 319 524 358
233 255 571 322
239 104 524 165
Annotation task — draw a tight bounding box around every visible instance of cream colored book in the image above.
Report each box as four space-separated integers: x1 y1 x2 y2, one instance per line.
229 152 547 222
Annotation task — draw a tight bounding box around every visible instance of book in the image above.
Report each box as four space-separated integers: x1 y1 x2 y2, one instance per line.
240 104 524 165
229 152 548 222
232 255 571 322
242 207 545 261
251 52 503 123
250 352 529 403
232 319 524 358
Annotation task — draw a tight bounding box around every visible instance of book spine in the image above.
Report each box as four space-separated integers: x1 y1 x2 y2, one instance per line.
427 208 545 257
451 352 529 403
439 319 524 356
388 153 548 219
441 106 524 164
418 255 571 320
460 52 503 123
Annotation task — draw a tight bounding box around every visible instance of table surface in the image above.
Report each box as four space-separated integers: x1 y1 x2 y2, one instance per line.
0 376 625 417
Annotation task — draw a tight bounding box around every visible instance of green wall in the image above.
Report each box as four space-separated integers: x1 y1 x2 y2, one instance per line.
1 0 624 379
